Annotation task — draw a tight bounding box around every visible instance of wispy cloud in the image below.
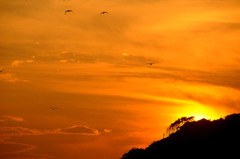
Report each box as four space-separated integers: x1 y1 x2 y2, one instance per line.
0 125 102 138
46 125 100 136
11 59 34 67
11 60 25 67
2 115 24 122
0 124 105 158
0 73 19 82
0 141 36 155
109 66 240 90
38 51 158 66
103 129 112 133
0 73 28 83
0 141 54 159
0 127 43 138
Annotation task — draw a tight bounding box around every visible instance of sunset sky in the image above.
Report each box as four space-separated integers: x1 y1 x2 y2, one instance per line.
1 0 240 158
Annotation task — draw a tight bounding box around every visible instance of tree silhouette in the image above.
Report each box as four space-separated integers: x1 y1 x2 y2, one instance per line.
167 116 194 136
121 113 240 159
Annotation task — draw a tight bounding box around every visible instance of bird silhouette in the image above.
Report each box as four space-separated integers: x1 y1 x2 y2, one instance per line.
100 11 109 15
65 10 73 15
50 107 57 110
147 63 154 66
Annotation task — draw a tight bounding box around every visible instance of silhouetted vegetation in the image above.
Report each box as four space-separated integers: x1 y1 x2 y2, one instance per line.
167 116 194 136
121 113 240 159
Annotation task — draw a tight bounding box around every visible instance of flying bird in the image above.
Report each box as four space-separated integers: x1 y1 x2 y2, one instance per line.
50 106 57 110
65 10 73 15
147 63 154 66
100 11 109 15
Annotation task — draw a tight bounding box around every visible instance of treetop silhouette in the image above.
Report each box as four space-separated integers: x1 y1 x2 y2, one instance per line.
122 113 240 159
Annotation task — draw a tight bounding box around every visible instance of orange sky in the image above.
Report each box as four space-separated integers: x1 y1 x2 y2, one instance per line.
1 0 240 159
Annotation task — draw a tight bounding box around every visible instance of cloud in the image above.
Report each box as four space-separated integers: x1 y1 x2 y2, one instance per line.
0 125 101 138
0 73 20 82
111 66 240 90
0 124 104 158
59 59 68 63
25 59 34 63
0 125 102 158
2 115 24 122
0 127 43 139
53 125 100 135
0 141 54 159
0 141 35 155
103 129 112 133
40 51 159 66
0 73 28 83
11 58 35 67
11 60 24 67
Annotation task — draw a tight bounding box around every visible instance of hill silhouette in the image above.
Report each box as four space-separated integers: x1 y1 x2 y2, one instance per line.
121 113 240 158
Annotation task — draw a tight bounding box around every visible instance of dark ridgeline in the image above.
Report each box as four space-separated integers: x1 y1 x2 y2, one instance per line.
121 113 240 159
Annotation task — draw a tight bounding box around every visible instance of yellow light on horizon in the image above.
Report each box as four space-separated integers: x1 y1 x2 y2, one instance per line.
191 112 214 121
177 103 221 121
133 94 226 121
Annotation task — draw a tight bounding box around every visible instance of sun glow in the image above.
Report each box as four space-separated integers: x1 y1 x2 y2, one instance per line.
177 103 221 121
190 112 214 121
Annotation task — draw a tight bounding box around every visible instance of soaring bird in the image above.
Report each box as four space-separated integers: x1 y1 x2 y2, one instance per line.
100 11 109 15
50 106 57 110
147 63 154 66
65 10 73 14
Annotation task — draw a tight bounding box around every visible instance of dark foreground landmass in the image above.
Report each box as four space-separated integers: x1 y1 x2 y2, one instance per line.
121 113 240 158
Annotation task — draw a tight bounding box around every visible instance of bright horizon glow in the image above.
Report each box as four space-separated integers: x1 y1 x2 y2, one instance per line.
177 103 222 121
143 94 223 121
